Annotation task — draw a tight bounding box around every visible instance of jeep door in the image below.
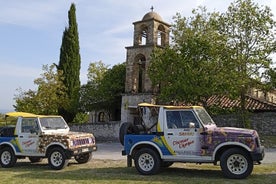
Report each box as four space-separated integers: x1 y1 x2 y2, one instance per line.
164 109 203 159
17 118 40 155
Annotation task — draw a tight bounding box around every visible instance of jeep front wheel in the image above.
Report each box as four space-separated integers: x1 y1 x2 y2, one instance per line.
48 147 69 170
0 147 17 168
75 152 92 164
134 148 161 175
220 148 253 179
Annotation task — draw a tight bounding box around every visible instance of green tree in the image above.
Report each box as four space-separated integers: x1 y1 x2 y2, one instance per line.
80 62 125 119
264 67 276 90
79 61 109 112
14 88 38 113
149 7 231 106
57 3 81 122
219 0 276 127
87 61 109 83
14 64 67 115
98 63 126 111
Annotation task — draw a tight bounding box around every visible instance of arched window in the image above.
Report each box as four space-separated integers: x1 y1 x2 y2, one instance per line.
132 54 146 93
157 25 166 46
138 25 148 45
98 112 105 122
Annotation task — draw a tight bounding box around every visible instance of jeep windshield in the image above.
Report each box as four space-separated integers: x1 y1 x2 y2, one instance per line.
194 107 215 125
39 117 68 130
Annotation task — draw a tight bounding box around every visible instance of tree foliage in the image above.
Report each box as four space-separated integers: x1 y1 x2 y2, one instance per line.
219 0 276 127
149 7 231 106
265 67 276 90
14 64 67 115
149 0 276 128
219 0 275 92
80 62 125 113
57 3 81 122
87 61 109 83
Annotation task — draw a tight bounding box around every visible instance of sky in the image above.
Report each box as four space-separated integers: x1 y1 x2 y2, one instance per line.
0 0 276 112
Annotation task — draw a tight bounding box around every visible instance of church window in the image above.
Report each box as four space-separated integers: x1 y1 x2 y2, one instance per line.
157 25 166 46
138 60 146 93
138 25 148 45
98 112 105 122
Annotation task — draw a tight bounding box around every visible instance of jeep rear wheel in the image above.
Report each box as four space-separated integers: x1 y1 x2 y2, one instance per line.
0 147 17 168
48 147 69 170
220 148 253 179
75 152 92 164
134 148 161 175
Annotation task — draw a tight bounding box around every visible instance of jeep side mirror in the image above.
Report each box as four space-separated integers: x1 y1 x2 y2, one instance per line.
189 122 195 128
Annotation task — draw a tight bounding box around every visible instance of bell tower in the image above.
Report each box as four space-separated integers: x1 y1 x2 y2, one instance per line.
121 8 170 123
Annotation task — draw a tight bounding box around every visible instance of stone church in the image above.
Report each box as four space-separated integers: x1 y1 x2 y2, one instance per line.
88 9 276 124
79 9 275 139
121 9 170 124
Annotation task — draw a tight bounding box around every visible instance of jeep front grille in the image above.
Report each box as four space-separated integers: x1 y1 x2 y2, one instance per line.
72 138 91 146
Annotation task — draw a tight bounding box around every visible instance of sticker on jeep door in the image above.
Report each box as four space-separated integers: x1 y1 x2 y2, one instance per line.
173 138 194 149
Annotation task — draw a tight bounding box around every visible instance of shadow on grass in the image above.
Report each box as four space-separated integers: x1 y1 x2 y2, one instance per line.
1 161 276 184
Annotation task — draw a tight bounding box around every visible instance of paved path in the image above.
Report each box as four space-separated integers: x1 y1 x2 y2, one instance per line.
93 142 125 160
93 142 276 164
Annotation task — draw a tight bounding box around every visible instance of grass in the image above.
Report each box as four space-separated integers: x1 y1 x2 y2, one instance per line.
0 159 275 184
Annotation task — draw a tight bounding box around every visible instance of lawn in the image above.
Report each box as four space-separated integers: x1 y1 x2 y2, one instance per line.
0 159 275 184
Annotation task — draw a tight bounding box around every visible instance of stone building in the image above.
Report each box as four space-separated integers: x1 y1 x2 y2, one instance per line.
121 9 170 124
72 9 276 140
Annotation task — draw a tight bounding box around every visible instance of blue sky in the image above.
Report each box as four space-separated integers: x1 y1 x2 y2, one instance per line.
0 0 275 111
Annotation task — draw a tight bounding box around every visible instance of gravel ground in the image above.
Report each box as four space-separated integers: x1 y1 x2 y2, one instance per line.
93 142 276 164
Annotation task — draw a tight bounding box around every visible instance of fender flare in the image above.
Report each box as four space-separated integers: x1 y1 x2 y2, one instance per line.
0 142 18 154
45 142 68 154
213 141 251 160
129 141 163 158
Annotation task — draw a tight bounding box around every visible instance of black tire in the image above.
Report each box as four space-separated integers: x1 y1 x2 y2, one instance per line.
134 148 161 175
119 122 134 146
0 147 17 168
29 157 43 163
220 148 253 179
75 152 92 164
48 147 69 170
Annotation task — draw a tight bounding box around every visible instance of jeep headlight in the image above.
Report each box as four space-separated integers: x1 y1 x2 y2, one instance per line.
88 137 94 144
70 140 74 147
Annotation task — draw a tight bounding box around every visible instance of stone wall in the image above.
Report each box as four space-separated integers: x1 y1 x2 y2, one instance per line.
212 112 276 135
69 121 121 142
69 112 275 142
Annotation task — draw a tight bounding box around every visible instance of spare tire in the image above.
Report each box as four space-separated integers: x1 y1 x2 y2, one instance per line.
119 122 134 146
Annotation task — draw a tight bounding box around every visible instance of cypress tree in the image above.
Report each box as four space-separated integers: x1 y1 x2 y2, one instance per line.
57 3 81 122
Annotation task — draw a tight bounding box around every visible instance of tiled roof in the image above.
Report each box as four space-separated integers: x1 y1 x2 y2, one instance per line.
207 95 276 111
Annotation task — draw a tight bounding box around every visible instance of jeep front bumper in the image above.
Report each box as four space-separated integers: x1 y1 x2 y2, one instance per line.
65 145 97 158
251 146 265 163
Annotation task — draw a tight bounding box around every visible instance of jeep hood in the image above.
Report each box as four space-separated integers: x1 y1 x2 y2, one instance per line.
42 131 94 138
206 126 256 137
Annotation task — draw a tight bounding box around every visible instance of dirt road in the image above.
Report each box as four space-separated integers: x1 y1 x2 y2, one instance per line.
94 142 276 164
